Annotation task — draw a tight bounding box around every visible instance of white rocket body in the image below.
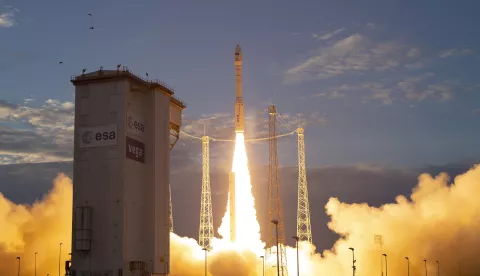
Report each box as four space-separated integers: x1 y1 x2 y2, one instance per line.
234 45 245 133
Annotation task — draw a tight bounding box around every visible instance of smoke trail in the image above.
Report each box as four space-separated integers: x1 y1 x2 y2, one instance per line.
1 165 480 275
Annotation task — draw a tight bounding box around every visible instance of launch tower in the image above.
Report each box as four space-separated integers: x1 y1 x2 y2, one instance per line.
70 68 185 276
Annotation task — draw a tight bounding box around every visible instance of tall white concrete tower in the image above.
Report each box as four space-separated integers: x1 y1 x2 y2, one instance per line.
70 68 185 276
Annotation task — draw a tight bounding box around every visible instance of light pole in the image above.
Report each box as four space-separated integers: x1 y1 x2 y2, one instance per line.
271 219 280 276
202 248 208 276
382 254 388 276
16 256 20 276
424 259 428 276
59 243 63 276
436 261 439 276
35 252 38 276
260 256 265 276
405 257 410 276
292 236 300 276
348 247 356 276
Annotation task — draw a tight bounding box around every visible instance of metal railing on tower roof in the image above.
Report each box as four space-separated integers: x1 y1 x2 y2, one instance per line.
71 68 176 95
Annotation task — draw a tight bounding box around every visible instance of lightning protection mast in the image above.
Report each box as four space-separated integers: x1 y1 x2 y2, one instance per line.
374 234 384 276
267 105 288 276
199 136 214 249
296 127 313 244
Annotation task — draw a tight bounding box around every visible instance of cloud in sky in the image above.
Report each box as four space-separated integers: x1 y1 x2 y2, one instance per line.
406 47 421 58
0 99 74 164
312 28 346 41
0 7 18 28
306 71 458 105
284 34 413 84
0 97 326 166
397 74 454 102
439 48 474 58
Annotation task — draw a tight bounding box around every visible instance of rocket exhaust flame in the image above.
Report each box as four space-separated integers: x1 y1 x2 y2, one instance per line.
218 133 264 252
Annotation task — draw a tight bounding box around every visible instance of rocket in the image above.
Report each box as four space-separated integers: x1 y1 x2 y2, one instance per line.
234 45 245 133
229 45 243 243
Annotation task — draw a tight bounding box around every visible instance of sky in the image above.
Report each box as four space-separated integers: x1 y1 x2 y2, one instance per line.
1 0 480 167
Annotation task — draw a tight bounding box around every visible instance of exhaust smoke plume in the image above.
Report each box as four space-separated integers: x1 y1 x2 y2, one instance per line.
0 173 72 275
1 165 480 275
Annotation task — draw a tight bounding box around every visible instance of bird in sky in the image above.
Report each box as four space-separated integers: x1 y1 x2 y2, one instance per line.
82 69 87 74
90 26 94 30
88 13 92 16
59 61 63 64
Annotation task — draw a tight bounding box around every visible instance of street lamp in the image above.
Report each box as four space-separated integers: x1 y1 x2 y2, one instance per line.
260 256 265 276
292 236 300 276
436 261 439 276
405 257 410 276
348 247 356 276
16 256 20 276
271 219 280 276
424 259 428 276
35 252 38 276
59 243 63 276
382 254 388 276
202 248 208 276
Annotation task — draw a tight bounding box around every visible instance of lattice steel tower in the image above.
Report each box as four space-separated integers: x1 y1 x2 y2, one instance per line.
199 136 214 249
296 128 312 243
267 105 288 276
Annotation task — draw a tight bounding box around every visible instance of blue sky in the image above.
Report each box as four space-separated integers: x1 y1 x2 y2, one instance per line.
1 0 480 167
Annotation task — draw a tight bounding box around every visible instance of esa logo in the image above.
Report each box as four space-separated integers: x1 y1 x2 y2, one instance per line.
82 130 116 144
127 116 145 132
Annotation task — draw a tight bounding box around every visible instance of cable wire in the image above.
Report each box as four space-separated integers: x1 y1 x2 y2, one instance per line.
180 129 297 142
179 130 202 140
277 113 295 131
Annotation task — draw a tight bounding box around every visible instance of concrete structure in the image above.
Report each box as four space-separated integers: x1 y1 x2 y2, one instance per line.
70 68 185 276
234 45 244 133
